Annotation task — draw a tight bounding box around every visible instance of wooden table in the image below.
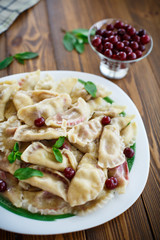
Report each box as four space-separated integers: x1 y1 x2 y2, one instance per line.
0 0 159 239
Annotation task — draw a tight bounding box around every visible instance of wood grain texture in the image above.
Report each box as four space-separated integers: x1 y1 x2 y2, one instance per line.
0 0 159 239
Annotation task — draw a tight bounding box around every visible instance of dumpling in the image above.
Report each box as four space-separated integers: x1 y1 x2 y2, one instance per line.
98 125 125 168
13 123 67 141
22 191 72 215
108 161 129 194
92 104 126 118
4 100 17 119
21 142 78 171
52 77 77 94
18 70 40 90
70 84 92 103
0 116 21 153
68 117 102 147
87 97 111 113
22 166 70 201
111 115 135 131
35 73 55 90
68 153 106 207
121 122 137 147
13 90 59 111
17 94 72 126
0 83 19 121
0 170 23 207
46 97 91 128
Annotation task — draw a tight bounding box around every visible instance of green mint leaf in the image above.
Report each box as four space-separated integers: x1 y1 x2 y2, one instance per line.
13 142 19 152
0 56 14 70
127 143 136 172
14 168 43 180
8 152 15 163
74 42 84 54
53 136 65 149
78 79 97 97
78 79 86 84
77 35 89 43
63 33 76 51
103 96 114 104
15 152 22 160
14 52 38 60
16 58 25 64
72 28 95 37
52 147 63 163
119 111 126 117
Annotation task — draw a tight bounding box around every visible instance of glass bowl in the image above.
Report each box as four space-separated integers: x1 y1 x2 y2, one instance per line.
88 19 153 79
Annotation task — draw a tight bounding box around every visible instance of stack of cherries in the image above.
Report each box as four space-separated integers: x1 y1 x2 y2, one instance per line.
91 20 151 61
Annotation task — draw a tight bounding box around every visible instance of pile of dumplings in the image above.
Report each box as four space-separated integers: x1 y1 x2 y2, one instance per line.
0 70 137 215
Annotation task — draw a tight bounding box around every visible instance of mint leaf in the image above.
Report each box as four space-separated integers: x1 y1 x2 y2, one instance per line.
119 111 126 117
127 143 136 172
13 142 19 152
8 152 15 164
103 96 114 104
78 79 97 97
16 58 25 64
14 168 43 180
52 147 63 163
72 28 95 37
63 33 76 51
53 136 65 149
74 42 84 53
0 56 13 70
14 52 38 60
15 152 22 160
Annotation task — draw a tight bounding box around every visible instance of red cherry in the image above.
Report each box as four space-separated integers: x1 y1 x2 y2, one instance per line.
123 40 130 46
92 36 102 47
114 20 124 29
34 117 45 127
117 51 127 60
101 116 111 125
96 43 103 53
64 167 75 180
135 50 142 58
131 34 140 43
95 29 103 36
140 34 150 44
127 26 136 36
138 29 146 37
123 147 135 158
127 52 137 60
130 41 139 51
106 24 114 31
122 34 131 41
117 28 126 36
138 44 145 52
124 46 132 54
108 35 118 44
0 180 7 192
105 177 118 190
104 42 113 50
104 49 113 58
116 41 124 50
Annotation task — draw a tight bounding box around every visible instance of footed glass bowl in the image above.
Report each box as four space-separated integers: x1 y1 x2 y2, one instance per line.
88 19 153 79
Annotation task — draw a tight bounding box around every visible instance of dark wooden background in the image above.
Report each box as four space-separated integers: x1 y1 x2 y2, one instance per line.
0 0 159 239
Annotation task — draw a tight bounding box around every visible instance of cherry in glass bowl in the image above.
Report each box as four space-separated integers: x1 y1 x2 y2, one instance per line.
88 19 153 79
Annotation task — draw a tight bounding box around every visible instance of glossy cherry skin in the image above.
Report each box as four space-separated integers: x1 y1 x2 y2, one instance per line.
123 147 135 158
0 180 7 192
34 117 45 127
105 177 118 190
64 167 75 180
101 116 111 125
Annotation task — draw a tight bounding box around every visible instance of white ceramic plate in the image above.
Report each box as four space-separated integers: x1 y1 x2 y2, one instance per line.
0 71 150 235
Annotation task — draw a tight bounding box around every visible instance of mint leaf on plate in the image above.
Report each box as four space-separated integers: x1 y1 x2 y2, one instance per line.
14 168 43 180
53 136 65 149
78 79 97 97
52 147 63 163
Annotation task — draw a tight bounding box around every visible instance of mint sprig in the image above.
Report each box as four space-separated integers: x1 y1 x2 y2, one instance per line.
52 137 65 163
103 96 114 104
0 52 38 70
14 167 43 180
78 79 97 98
63 28 95 54
8 142 22 163
127 143 136 172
